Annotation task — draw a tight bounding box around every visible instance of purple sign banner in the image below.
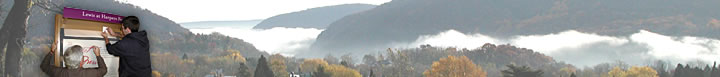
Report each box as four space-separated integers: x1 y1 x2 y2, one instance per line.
63 7 124 24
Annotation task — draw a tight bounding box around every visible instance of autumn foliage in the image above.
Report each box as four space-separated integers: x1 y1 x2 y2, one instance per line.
606 66 658 77
300 58 361 77
300 59 330 73
325 64 362 77
270 54 289 77
423 56 487 77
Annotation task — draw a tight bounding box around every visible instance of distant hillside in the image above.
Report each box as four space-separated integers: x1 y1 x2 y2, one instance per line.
355 43 574 77
181 20 262 29
253 4 376 29
309 0 720 54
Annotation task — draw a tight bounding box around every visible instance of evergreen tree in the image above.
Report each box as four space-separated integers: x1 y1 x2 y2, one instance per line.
254 55 275 77
712 62 719 77
674 64 684 77
688 65 700 77
237 62 252 77
570 73 576 77
501 64 543 77
704 65 712 77
673 63 720 77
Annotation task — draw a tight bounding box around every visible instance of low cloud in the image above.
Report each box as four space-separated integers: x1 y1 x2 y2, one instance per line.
407 29 720 67
511 30 629 53
630 30 720 63
401 30 501 49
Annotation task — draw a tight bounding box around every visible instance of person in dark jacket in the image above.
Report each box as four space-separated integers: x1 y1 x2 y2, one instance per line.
41 45 107 77
102 16 151 77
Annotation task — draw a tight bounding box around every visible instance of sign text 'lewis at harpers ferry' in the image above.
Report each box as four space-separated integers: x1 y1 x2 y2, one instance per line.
63 7 124 23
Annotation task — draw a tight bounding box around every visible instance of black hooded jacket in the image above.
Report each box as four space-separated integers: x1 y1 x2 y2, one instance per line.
106 31 151 77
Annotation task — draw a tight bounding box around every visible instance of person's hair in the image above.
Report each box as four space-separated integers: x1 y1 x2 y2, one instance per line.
121 16 140 32
63 45 83 69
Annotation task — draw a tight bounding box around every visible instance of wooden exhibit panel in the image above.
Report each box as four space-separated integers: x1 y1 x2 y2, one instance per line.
53 7 125 77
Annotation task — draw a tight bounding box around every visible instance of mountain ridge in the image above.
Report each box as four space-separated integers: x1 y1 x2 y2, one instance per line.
307 0 720 56
253 4 376 29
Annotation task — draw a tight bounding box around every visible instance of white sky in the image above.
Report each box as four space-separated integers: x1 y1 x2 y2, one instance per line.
117 0 390 23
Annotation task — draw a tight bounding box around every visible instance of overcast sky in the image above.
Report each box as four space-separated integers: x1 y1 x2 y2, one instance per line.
117 0 390 23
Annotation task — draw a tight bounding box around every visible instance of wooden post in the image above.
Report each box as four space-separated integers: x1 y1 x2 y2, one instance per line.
53 14 63 67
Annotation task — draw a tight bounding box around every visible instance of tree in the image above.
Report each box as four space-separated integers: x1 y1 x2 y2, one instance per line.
237 62 252 77
341 61 351 68
607 66 658 77
423 56 487 77
269 54 289 77
712 62 719 77
384 48 417 77
558 66 577 77
363 54 377 65
341 54 354 68
501 64 543 77
672 63 715 77
313 65 330 77
300 58 361 77
608 67 626 77
570 73 577 77
254 55 275 77
673 64 684 77
227 49 247 63
704 65 712 77
300 59 329 73
1 0 30 76
325 64 362 77
324 54 339 64
625 66 658 77
652 60 669 77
